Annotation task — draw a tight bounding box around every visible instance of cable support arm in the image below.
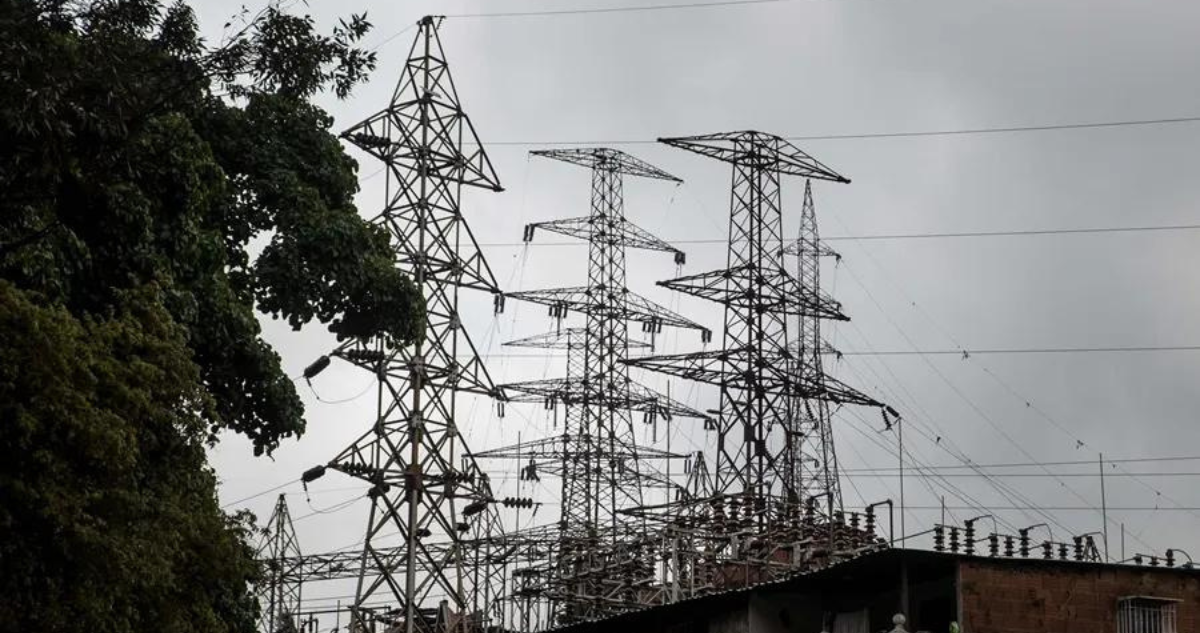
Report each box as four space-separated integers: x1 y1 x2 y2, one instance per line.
783 237 840 259
523 216 687 264
624 347 881 407
531 147 681 182
497 376 709 420
503 327 652 350
659 131 849 182
505 286 711 335
658 265 847 321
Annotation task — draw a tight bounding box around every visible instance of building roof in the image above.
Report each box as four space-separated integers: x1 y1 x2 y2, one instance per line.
550 548 1200 633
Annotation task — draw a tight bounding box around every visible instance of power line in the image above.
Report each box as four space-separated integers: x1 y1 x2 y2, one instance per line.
465 223 1200 248
843 455 1200 472
220 479 297 509
843 345 1200 356
847 506 1200 512
485 115 1200 146
446 0 787 19
847 472 1200 479
471 344 1200 359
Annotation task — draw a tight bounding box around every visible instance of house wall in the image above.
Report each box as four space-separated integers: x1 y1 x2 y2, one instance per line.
959 560 1200 633
709 606 749 633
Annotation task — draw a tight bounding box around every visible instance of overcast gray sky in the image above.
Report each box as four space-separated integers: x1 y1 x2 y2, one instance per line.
201 0 1200 614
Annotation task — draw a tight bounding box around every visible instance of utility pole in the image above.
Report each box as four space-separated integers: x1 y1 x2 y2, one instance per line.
1100 453 1109 562
899 415 906 543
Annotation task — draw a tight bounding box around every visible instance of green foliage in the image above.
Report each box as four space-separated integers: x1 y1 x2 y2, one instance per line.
0 0 422 453
0 1 423 630
0 281 261 632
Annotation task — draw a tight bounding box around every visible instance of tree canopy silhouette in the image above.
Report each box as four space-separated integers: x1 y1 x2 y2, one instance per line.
0 1 420 630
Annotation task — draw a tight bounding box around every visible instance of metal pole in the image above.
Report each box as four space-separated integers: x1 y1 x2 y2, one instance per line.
899 419 906 543
1100 453 1109 562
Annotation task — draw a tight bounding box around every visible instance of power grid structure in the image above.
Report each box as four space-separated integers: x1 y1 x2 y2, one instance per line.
472 148 712 628
625 131 893 591
782 179 849 517
256 494 303 633
298 16 508 633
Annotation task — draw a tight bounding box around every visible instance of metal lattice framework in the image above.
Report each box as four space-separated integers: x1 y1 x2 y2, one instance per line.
782 180 847 514
474 148 710 627
627 131 880 511
256 494 303 633
606 132 893 602
304 16 506 633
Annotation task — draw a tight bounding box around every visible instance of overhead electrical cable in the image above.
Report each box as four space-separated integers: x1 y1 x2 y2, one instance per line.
829 221 1168 551
835 211 1200 532
838 257 1156 549
467 344 1200 359
446 0 787 19
220 479 297 509
456 223 1200 248
483 115 1200 147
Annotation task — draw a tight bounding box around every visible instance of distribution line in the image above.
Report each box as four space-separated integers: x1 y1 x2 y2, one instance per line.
461 344 1200 359
838 216 1200 532
220 479 297 509
843 345 1200 356
484 115 1200 146
830 224 1176 552
458 223 1200 248
847 506 1200 512
847 472 1200 478
844 455 1200 472
447 0 787 19
834 258 1136 544
833 338 1041 531
841 406 1015 532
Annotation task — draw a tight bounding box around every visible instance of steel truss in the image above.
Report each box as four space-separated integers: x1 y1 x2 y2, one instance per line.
782 181 847 516
623 131 888 589
303 16 506 633
474 148 710 627
256 494 303 633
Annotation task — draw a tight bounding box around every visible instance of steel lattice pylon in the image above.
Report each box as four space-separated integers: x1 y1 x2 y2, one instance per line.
256 494 303 633
474 148 709 626
626 131 881 519
782 180 846 514
305 16 506 633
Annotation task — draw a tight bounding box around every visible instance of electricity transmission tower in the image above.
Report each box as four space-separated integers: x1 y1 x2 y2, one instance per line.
782 180 847 513
474 148 710 625
256 494 302 633
303 16 506 633
626 131 881 521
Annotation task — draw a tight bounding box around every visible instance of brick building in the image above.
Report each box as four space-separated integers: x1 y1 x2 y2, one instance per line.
555 549 1200 633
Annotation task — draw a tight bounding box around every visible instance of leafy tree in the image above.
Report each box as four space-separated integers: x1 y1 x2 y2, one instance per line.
0 1 422 631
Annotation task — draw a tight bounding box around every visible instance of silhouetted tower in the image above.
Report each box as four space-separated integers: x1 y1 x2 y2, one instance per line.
507 149 708 536
626 131 880 521
304 16 506 633
476 148 709 625
782 180 846 513
256 494 302 633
